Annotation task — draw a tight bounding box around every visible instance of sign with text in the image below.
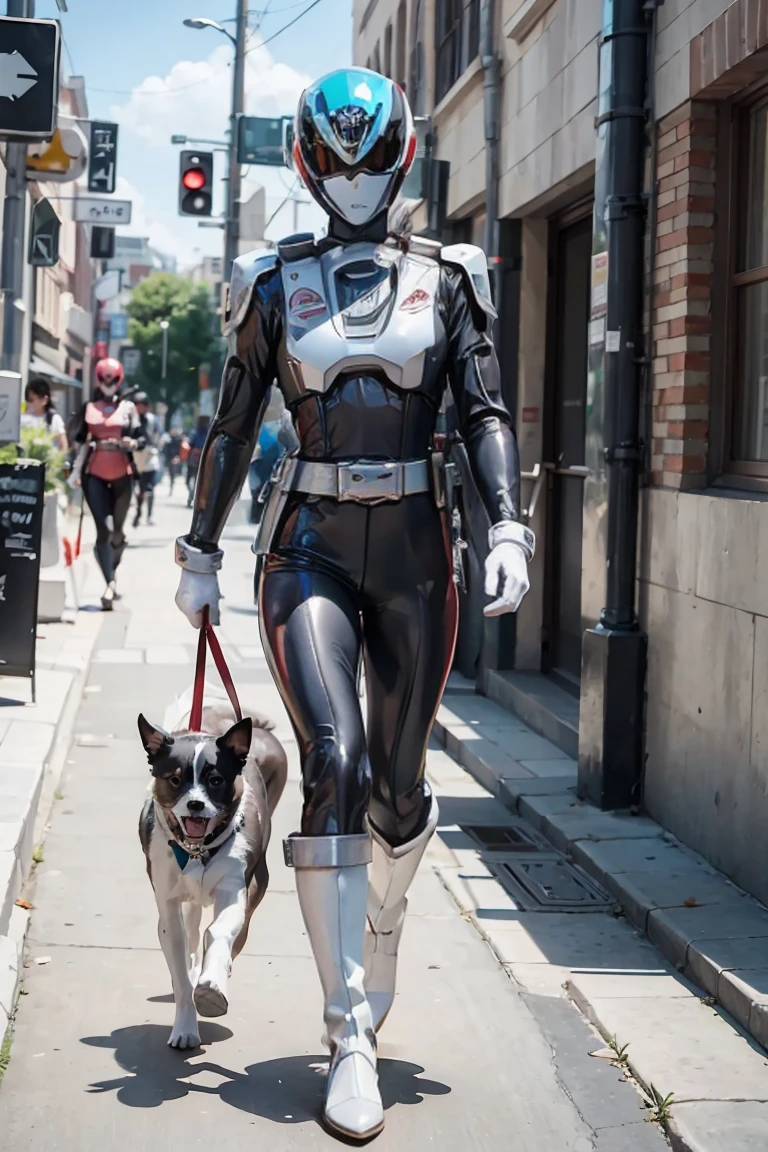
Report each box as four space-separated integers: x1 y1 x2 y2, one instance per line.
0 460 44 682
110 312 128 340
0 17 61 141
73 197 132 224
87 121 118 194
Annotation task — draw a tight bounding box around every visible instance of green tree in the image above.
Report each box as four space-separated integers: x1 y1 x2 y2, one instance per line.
126 272 219 417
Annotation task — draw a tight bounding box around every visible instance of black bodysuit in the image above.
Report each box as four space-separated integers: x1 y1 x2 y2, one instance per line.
187 233 522 846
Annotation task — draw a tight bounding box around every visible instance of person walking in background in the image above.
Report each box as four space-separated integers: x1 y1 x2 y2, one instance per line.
21 378 68 452
132 393 161 527
185 414 210 508
162 427 183 495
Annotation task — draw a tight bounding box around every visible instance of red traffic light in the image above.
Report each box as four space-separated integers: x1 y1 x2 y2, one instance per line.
182 168 206 191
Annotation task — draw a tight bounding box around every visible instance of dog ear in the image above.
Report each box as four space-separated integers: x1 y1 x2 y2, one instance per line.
137 714 173 762
216 717 253 763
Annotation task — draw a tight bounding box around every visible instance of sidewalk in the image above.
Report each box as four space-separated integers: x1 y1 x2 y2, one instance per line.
0 489 671 1150
0 502 103 1045
433 683 768 1152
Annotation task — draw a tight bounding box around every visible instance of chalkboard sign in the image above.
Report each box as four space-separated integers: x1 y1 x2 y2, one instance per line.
0 460 45 694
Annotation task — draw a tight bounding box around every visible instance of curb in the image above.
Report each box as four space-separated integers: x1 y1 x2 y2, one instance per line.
0 615 100 1050
433 706 768 1056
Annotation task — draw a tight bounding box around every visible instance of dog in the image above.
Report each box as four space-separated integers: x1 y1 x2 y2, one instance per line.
138 689 287 1050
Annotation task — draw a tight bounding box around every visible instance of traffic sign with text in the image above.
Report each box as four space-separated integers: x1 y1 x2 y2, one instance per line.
87 121 118 194
0 18 61 141
28 198 60 267
73 197 132 224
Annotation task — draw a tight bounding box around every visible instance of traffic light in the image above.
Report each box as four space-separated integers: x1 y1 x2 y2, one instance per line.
178 150 213 217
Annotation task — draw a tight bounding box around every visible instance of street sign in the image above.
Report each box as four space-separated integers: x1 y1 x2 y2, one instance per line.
94 269 121 302
0 371 22 445
88 121 118 194
122 348 141 376
237 115 292 166
27 197 60 267
110 313 128 340
0 460 45 690
26 117 87 183
90 225 115 260
73 197 132 224
0 18 61 141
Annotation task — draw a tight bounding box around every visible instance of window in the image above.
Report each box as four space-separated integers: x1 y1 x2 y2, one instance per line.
395 1 407 90
435 0 480 104
726 98 768 476
384 22 393 78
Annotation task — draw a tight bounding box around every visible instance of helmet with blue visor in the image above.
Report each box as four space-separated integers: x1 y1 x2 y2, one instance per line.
293 69 416 229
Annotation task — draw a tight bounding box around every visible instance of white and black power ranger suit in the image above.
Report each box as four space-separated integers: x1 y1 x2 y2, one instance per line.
175 69 535 1140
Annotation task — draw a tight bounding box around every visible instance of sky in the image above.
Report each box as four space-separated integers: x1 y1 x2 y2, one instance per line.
32 0 353 268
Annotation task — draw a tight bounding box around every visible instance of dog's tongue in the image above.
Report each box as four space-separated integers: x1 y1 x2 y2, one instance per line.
183 817 208 839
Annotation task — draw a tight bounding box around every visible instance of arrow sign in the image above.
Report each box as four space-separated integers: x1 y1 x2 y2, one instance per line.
0 52 38 102
0 18 60 141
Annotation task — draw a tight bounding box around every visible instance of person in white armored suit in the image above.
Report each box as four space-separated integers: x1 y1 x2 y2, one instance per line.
175 68 534 1141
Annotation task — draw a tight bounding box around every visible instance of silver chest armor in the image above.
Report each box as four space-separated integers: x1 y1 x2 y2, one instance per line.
280 242 441 395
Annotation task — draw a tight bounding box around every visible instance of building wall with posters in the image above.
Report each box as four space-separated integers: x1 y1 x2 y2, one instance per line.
353 0 768 904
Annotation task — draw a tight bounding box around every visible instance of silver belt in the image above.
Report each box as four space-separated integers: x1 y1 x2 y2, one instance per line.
92 440 127 453
291 459 430 504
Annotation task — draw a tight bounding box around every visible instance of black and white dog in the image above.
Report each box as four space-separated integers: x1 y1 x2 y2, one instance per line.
138 693 286 1049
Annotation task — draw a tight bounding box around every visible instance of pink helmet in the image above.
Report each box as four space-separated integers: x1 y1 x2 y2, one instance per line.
95 357 124 395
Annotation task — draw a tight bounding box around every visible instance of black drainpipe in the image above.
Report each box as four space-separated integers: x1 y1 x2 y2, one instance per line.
481 0 500 275
578 0 654 810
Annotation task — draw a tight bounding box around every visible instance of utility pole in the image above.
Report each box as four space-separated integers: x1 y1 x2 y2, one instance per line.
224 0 247 282
1 0 35 374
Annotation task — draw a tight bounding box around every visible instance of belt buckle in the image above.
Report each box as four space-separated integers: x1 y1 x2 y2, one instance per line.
338 462 402 504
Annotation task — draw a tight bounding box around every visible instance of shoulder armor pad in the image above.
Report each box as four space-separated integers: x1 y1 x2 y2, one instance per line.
440 243 498 322
224 247 279 336
277 233 317 263
408 234 442 260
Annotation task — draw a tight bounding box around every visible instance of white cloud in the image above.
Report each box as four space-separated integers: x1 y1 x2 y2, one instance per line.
109 38 327 265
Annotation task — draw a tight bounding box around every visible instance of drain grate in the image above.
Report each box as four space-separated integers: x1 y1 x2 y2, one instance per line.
498 858 613 911
464 824 544 853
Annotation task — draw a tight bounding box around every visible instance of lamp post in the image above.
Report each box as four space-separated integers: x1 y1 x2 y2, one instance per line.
183 3 247 284
160 320 169 382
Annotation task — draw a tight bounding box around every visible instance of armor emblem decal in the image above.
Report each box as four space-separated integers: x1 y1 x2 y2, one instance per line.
289 287 327 321
400 288 430 314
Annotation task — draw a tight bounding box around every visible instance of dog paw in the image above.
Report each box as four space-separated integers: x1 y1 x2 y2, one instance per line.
168 1012 200 1050
194 977 229 1019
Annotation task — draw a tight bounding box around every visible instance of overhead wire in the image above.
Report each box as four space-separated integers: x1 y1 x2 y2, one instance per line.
87 0 328 96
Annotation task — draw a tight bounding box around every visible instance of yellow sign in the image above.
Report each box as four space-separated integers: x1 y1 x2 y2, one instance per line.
26 121 87 184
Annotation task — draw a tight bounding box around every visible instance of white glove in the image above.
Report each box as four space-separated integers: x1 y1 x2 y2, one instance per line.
483 521 535 617
175 569 222 628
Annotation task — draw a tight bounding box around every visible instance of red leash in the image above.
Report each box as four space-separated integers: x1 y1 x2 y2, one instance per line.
189 606 242 732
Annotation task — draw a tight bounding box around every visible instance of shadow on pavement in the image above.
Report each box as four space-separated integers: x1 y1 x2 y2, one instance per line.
81 1024 451 1124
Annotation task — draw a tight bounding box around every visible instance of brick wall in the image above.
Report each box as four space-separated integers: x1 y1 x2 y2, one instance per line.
650 100 716 490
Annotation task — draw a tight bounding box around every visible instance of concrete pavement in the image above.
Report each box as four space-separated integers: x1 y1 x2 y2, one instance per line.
0 487 670 1149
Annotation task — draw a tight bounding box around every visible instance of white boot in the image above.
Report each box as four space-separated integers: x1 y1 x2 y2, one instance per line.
364 796 439 1032
287 833 384 1141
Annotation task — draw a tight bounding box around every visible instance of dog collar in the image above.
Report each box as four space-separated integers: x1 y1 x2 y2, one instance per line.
159 806 245 872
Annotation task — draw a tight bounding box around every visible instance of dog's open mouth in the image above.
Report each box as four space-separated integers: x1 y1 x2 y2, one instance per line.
182 817 210 840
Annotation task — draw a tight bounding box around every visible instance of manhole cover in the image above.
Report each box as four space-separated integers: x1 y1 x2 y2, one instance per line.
499 858 613 911
464 824 544 853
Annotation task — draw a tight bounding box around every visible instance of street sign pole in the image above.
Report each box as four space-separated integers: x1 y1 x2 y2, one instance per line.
224 0 247 284
1 0 34 374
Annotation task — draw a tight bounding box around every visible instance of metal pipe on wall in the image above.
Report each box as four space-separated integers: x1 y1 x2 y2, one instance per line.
481 0 500 270
578 0 654 811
